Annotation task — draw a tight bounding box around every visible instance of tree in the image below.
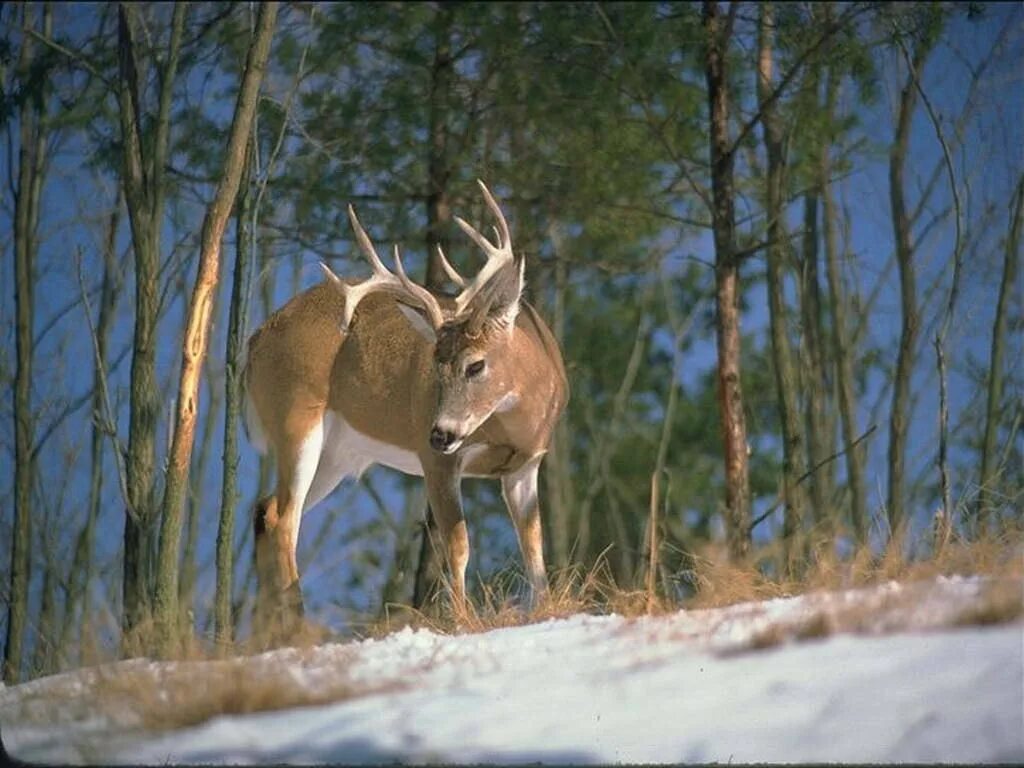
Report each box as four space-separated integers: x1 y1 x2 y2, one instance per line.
978 176 1022 528
117 1 187 648
817 17 868 544
887 23 938 537
703 1 751 561
152 0 278 654
180 352 221 642
758 3 806 566
4 2 52 685
215 131 255 649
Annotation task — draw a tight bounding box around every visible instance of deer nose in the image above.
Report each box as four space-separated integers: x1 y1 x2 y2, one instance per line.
430 426 457 452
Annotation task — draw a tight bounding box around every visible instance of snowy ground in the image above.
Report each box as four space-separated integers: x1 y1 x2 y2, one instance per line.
2 575 1022 764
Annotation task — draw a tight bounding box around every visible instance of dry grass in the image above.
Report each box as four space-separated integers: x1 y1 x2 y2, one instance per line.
89 656 397 732
685 526 1023 611
4 529 1018 742
5 612 375 735
951 578 1024 627
2 650 392 737
367 525 1022 656
715 575 1024 658
719 611 836 657
17 523 1022 704
709 549 1024 657
112 611 338 664
363 527 1022 643
367 557 670 639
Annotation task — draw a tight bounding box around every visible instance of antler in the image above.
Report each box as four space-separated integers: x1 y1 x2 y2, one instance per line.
325 205 445 332
452 180 516 316
327 182 519 335
390 243 446 329
435 244 466 288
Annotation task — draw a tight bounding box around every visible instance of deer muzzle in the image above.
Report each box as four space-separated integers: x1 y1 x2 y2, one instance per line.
429 425 461 454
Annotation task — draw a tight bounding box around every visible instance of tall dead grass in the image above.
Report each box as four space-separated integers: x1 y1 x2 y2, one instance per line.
5 649 399 735
685 525 1023 610
368 556 667 639
94 656 397 732
17 522 1023 695
366 525 1023 639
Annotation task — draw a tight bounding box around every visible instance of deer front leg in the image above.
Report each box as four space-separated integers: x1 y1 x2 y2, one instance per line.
501 455 549 608
422 459 469 617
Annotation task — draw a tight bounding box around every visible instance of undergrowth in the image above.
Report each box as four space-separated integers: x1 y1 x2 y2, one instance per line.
7 523 1021 732
366 524 1023 639
3 525 1020 736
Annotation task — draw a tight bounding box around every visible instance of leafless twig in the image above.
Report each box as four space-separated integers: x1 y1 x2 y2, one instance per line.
749 424 878 534
75 247 133 522
896 35 964 534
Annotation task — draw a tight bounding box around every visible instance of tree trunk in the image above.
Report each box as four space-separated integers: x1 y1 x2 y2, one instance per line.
798 192 832 529
544 227 573 570
821 64 868 545
413 3 454 612
978 176 1022 527
425 2 454 288
887 44 930 539
179 365 220 641
33 499 59 676
216 134 256 650
5 3 49 684
153 0 278 655
704 1 751 561
758 4 805 568
33 526 56 676
117 2 187 651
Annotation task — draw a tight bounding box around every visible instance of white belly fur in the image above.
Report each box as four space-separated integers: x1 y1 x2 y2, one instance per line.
302 411 423 512
327 410 422 476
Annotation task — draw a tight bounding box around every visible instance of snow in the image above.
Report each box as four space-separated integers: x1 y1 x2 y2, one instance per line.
2 576 1022 764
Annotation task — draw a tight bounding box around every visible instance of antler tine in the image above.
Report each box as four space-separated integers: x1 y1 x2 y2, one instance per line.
334 205 404 330
452 181 516 316
392 244 446 329
338 205 446 332
453 214 501 257
436 244 467 288
339 273 398 333
476 179 512 249
347 205 392 277
320 261 344 287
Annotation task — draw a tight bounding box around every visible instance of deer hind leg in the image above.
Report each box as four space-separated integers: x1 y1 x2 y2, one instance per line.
253 493 280 637
501 456 549 609
423 461 470 617
253 415 324 643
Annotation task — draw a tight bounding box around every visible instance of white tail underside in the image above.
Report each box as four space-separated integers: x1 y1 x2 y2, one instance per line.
243 388 268 455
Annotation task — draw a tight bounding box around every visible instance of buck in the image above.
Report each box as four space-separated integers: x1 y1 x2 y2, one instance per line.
244 181 568 634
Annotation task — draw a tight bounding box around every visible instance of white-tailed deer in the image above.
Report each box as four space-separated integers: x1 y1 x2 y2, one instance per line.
244 181 568 636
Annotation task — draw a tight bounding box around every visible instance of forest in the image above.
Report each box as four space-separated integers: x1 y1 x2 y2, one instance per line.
1 1 1021 684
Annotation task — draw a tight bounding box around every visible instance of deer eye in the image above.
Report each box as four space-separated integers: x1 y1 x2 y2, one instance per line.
465 359 486 379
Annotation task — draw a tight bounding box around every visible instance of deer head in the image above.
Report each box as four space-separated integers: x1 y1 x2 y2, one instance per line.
321 180 527 454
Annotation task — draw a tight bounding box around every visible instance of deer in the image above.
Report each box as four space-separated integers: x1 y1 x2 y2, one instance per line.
244 181 568 638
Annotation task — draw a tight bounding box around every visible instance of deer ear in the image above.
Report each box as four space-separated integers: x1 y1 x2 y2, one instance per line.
488 254 524 333
396 302 437 343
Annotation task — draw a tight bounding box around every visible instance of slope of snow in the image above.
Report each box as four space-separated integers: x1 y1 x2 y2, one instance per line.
2 576 1022 764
